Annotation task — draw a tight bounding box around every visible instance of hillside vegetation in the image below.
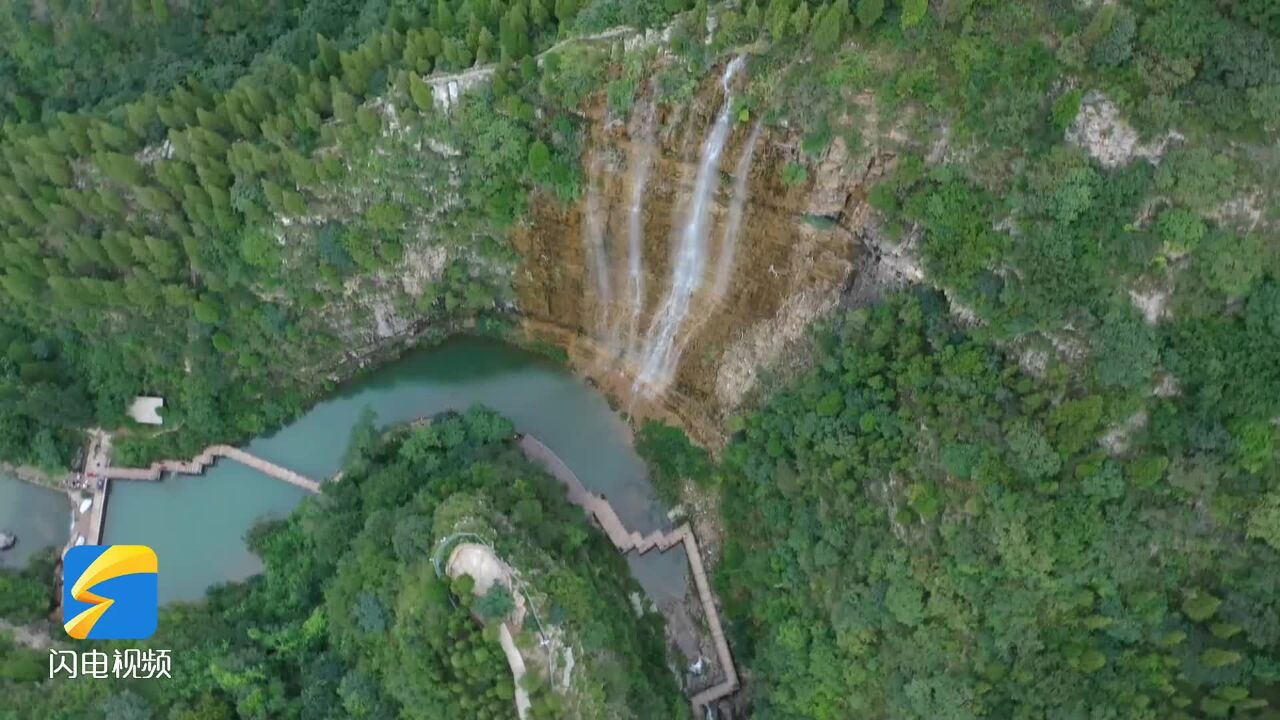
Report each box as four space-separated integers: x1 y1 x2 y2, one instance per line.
0 407 683 719
0 0 681 468
704 1 1279 718
0 0 1276 718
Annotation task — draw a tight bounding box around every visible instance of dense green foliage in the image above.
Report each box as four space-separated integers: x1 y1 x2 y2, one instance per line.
634 419 713 503
0 0 383 120
709 2 1279 718
0 0 688 470
721 293 1280 719
0 407 683 718
0 549 55 624
0 1 1277 718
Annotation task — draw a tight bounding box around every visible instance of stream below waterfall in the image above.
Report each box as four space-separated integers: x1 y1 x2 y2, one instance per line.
100 336 687 604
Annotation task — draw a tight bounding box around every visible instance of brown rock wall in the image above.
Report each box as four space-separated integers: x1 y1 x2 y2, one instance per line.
511 67 892 445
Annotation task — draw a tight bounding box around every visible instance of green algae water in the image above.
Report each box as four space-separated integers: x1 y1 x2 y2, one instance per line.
104 337 687 604
0 473 67 569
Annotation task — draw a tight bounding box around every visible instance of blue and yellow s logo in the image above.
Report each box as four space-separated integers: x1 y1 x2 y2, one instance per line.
63 545 158 640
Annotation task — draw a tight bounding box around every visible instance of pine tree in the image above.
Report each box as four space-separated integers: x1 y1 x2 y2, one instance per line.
554 0 578 24
333 91 357 124
409 74 436 111
747 1 763 31
316 34 341 75
39 154 73 187
790 1 811 36
811 3 843 52
261 180 284 212
530 0 550 28
144 236 181 277
503 5 530 58
341 51 372 97
356 107 382 135
97 123 134 153
125 100 157 140
97 152 145 186
856 0 884 28
282 191 308 217
900 0 927 29
436 0 456 33
477 26 496 64
464 13 481 52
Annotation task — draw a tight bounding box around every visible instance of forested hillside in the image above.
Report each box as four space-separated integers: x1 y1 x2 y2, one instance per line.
0 0 1277 718
720 293 1280 718
709 1 1280 718
0 407 683 718
0 0 682 469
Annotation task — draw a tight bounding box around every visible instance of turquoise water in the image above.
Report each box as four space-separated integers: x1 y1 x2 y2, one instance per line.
0 473 68 569
104 337 686 604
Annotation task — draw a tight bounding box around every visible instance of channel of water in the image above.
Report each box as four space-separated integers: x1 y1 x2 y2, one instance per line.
100 336 687 604
0 474 67 570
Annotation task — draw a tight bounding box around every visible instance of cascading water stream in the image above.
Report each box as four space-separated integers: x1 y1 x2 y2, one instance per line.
657 119 765 381
710 119 763 304
623 92 658 358
634 56 745 395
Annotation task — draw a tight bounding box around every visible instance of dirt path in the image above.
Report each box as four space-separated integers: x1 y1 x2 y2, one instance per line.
446 543 532 720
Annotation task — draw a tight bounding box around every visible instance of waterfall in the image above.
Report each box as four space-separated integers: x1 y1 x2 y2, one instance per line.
623 92 658 358
582 152 614 346
710 120 763 304
634 56 746 394
663 119 764 367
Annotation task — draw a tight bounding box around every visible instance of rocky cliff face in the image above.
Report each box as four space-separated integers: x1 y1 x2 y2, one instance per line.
512 64 894 444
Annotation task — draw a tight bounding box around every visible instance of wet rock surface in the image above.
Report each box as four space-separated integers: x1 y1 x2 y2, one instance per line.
512 71 892 441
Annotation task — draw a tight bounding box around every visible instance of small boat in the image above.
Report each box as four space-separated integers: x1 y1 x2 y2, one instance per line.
0 531 16 551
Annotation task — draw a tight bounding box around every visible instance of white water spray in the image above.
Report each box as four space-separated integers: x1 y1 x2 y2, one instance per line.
623 92 658 358
710 120 763 304
634 56 745 394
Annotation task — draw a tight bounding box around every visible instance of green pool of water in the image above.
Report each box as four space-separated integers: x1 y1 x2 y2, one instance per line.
104 337 687 604
0 473 68 569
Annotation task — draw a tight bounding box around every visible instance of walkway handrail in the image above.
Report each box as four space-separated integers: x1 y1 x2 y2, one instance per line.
515 434 739 713
104 445 320 493
97 421 737 711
